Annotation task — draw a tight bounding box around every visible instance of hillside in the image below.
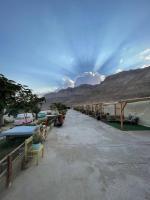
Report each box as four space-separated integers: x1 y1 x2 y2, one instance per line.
44 67 150 107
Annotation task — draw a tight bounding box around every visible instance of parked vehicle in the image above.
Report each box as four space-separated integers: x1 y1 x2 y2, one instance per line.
38 111 47 119
14 113 34 126
38 110 59 119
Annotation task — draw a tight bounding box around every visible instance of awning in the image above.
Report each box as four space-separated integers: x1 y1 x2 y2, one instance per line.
0 126 39 137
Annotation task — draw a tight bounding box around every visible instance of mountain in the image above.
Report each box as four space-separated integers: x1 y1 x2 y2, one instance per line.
43 67 150 108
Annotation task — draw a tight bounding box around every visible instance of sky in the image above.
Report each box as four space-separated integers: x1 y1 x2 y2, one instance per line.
0 0 150 94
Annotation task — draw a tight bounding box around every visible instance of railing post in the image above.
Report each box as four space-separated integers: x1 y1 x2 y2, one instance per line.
114 104 116 118
120 103 123 129
7 155 12 188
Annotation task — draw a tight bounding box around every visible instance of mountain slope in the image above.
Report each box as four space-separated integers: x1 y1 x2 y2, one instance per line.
44 67 150 107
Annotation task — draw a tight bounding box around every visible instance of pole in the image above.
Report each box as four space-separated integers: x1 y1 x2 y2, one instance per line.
120 103 123 129
114 104 116 118
120 102 127 129
7 155 12 187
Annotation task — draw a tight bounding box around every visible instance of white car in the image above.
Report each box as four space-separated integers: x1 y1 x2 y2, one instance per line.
14 113 34 126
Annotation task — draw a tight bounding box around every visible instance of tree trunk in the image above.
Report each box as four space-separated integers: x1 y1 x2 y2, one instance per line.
0 110 4 127
35 112 38 120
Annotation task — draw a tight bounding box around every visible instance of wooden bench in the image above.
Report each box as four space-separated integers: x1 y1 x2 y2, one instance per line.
25 136 44 166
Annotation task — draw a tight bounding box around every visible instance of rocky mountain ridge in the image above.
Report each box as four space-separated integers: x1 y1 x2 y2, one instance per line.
44 67 150 107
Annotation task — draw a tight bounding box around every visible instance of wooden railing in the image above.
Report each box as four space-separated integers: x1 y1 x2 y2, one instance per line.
0 121 54 193
0 142 25 189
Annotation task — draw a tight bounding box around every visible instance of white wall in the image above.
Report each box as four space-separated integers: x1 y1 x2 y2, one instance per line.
124 101 150 127
103 105 115 115
102 101 150 127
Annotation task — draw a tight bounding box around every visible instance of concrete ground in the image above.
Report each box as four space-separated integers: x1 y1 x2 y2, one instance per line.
1 110 150 200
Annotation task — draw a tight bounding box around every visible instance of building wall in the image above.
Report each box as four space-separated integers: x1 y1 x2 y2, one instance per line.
102 101 150 127
124 101 150 127
103 105 115 115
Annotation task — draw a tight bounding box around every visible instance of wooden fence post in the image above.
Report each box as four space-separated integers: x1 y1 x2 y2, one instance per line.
114 104 116 117
120 102 127 129
7 155 12 188
120 103 123 129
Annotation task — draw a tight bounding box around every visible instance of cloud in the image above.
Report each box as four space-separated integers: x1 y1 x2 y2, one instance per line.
62 76 75 88
139 49 150 56
140 64 150 69
59 72 105 90
139 49 150 61
49 72 106 92
75 72 105 87
116 68 123 73
34 86 58 96
145 55 150 61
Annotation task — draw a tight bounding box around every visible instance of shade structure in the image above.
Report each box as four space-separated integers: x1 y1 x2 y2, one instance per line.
0 126 39 137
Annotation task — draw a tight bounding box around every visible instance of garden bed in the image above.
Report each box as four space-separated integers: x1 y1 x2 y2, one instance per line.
106 121 150 131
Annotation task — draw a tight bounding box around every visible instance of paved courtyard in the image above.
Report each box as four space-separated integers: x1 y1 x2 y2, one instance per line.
1 110 150 200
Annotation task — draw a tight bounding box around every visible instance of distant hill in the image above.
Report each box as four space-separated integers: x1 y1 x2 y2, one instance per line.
43 67 150 108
